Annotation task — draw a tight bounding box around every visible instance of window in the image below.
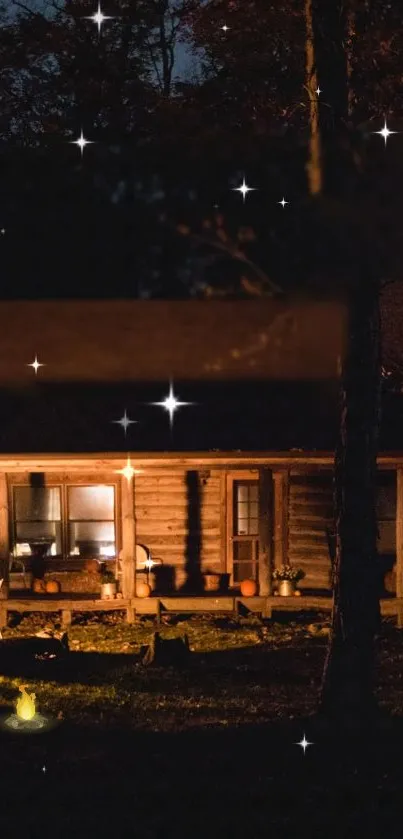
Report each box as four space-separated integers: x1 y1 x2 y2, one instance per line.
12 484 117 560
235 481 258 536
13 486 62 556
68 486 115 558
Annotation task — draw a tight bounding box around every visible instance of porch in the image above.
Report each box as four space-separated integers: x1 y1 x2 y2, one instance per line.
1 592 402 630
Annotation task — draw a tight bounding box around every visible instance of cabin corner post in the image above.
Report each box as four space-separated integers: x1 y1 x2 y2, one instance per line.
396 469 403 603
0 473 10 595
120 476 136 599
273 470 289 571
258 467 274 596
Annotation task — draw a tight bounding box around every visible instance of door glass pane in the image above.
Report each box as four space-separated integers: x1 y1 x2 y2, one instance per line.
68 486 114 520
249 485 258 501
14 487 61 521
249 518 258 535
237 517 249 535
237 484 249 502
250 503 258 519
233 561 256 583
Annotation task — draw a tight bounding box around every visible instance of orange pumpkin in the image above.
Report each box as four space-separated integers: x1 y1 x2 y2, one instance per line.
240 579 257 597
32 578 46 593
45 579 61 594
136 581 151 598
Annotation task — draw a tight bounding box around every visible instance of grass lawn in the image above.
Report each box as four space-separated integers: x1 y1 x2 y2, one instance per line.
1 610 403 839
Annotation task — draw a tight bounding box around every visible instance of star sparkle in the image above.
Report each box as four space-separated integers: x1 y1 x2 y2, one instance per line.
296 734 313 754
116 456 142 482
315 86 321 96
373 119 398 146
279 197 288 208
84 2 114 34
221 25 230 32
70 129 94 158
150 381 193 429
112 410 137 436
233 177 256 203
27 355 45 375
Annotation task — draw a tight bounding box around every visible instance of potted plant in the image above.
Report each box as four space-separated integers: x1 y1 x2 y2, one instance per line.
273 565 305 596
203 569 221 592
100 568 117 600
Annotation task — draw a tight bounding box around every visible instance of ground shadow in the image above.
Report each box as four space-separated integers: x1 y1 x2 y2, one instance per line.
2 712 403 839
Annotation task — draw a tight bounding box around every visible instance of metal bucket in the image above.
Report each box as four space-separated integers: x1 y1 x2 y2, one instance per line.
278 580 295 597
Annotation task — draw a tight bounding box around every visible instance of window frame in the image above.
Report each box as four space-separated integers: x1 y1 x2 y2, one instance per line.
10 480 120 565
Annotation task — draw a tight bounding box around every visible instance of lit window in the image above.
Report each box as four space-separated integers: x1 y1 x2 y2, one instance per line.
13 487 62 556
68 486 115 558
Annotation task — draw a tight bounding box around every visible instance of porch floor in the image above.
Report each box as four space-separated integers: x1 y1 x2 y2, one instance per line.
1 592 402 628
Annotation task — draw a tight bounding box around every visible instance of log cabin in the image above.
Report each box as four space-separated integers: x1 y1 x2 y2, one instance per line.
0 287 401 625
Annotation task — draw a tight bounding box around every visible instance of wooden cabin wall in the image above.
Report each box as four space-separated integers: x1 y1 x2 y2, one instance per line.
288 471 334 590
135 469 222 588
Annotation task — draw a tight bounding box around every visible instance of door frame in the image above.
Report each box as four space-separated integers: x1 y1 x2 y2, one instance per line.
226 470 259 586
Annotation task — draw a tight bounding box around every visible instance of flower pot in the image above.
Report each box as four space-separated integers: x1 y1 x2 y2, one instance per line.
203 573 220 592
278 580 295 597
101 582 116 600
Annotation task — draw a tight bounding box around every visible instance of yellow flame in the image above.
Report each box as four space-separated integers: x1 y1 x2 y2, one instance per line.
16 685 36 721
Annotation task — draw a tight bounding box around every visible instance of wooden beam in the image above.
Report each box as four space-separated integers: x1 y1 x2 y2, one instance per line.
120 476 136 599
0 452 401 471
396 469 403 600
273 470 289 569
0 473 10 594
258 467 274 596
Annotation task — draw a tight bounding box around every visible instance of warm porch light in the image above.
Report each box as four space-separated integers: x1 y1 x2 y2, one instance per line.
16 685 36 721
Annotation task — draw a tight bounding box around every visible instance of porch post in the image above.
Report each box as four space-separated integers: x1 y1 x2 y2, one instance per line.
396 469 403 601
273 470 289 570
121 475 136 599
258 467 274 595
0 473 10 599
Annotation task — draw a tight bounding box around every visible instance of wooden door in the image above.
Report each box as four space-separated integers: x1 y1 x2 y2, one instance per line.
227 471 259 586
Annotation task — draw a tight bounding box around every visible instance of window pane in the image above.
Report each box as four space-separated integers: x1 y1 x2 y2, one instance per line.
249 518 259 535
68 486 114 520
237 518 249 535
237 502 248 518
237 483 250 502
68 522 115 557
14 487 61 521
250 503 258 519
233 561 257 583
15 522 62 555
234 541 253 562
249 485 258 501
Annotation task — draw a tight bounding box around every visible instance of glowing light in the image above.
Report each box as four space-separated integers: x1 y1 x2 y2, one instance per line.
0 228 5 235
150 381 193 429
315 86 321 96
278 198 288 208
16 685 36 721
373 119 398 146
296 734 313 754
116 456 142 482
221 25 230 32
84 2 114 34
233 177 256 203
27 355 45 375
111 409 137 436
70 129 94 157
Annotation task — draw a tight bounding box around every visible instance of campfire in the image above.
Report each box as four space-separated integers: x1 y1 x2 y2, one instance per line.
16 685 36 721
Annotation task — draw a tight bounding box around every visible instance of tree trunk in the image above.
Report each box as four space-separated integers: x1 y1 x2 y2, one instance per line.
320 278 382 720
